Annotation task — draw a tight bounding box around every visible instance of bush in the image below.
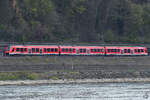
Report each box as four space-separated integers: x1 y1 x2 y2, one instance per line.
0 73 19 80
50 76 59 80
27 73 38 80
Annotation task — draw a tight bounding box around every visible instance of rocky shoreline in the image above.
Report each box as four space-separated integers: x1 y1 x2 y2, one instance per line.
0 78 150 85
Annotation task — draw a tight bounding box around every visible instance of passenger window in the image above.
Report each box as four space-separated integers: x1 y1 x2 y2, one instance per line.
12 48 14 52
80 49 82 53
114 49 117 52
73 48 75 52
62 48 65 52
32 48 35 52
124 49 127 53
24 48 27 52
108 49 110 53
44 48 47 52
117 49 120 52
101 49 103 52
55 48 58 52
68 48 71 52
21 48 24 52
141 49 144 52
135 49 137 53
94 49 97 52
128 49 131 53
138 49 141 53
66 48 68 52
51 48 54 52
83 49 86 53
91 49 93 52
16 48 20 52
97 49 100 52
47 48 50 52
111 49 113 52
36 48 39 52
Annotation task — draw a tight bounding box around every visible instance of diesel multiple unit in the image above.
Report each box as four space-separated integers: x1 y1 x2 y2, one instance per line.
4 45 148 56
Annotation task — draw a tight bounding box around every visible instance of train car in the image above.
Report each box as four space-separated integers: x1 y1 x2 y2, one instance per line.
59 46 105 56
4 45 59 56
105 46 148 56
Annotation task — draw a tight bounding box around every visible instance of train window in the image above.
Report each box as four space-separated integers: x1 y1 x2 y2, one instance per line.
138 49 141 53
62 48 65 52
94 49 97 52
16 48 20 52
51 48 54 52
141 49 144 52
66 48 69 52
97 49 100 52
91 49 93 52
47 48 50 52
135 49 137 53
69 48 72 52
21 48 24 52
114 49 117 52
12 48 14 52
111 49 113 52
101 49 103 52
24 48 27 52
108 49 110 53
128 49 131 53
83 49 86 53
124 49 127 53
73 48 75 52
36 48 39 52
55 48 58 52
44 48 46 52
117 49 120 52
32 48 35 52
80 49 82 53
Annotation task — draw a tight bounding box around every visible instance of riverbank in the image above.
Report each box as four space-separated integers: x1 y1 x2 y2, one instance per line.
0 78 150 85
1 56 150 85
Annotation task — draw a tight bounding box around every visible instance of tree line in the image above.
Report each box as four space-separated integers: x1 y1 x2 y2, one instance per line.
0 0 150 43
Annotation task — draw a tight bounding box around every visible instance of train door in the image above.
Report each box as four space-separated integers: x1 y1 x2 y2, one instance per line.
131 49 134 54
28 48 31 53
121 49 124 55
87 48 90 55
40 48 42 54
76 48 79 55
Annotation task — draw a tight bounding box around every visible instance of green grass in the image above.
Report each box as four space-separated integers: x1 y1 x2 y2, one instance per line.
50 76 59 80
0 72 39 80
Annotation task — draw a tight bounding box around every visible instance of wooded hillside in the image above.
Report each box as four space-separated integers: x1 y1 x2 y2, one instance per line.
0 0 150 43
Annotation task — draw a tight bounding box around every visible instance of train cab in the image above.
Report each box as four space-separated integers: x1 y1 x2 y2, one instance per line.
3 46 10 56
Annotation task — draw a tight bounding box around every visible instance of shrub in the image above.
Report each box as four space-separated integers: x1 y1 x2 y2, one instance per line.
27 73 38 80
50 76 59 80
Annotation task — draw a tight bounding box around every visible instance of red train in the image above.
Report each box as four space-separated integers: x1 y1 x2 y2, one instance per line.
4 45 148 56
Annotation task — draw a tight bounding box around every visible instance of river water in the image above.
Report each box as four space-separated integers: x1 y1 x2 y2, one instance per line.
0 83 150 100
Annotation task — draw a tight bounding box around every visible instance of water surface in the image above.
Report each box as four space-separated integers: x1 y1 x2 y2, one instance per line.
0 83 150 100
